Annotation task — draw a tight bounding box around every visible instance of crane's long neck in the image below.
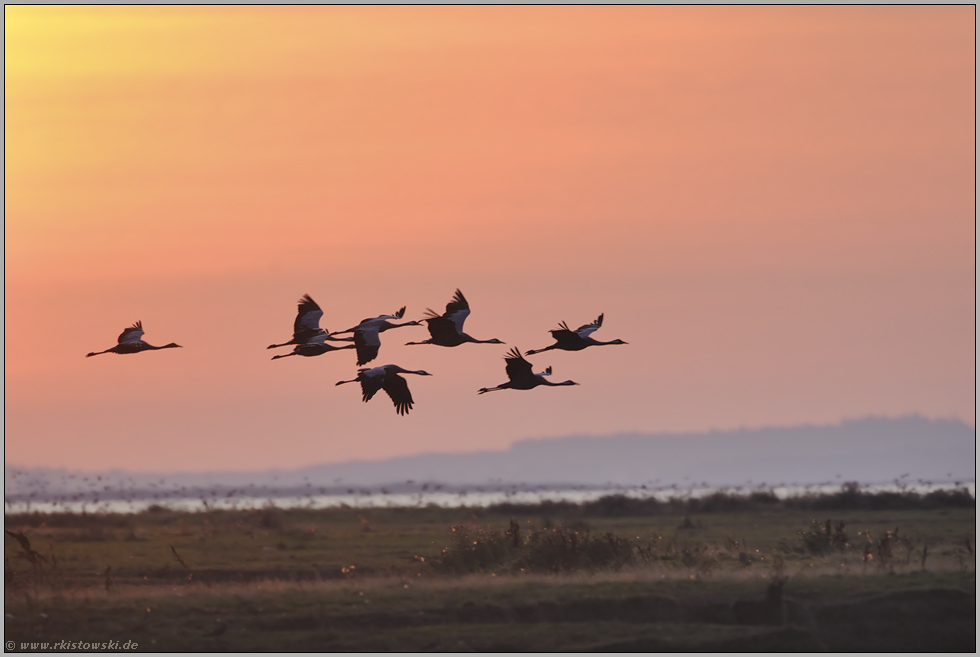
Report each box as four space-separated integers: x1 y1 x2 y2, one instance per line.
466 334 503 344
147 343 181 350
542 379 577 387
381 321 419 331
86 349 111 358
525 344 557 355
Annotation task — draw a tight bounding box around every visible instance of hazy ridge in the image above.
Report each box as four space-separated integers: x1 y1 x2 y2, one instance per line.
4 416 975 502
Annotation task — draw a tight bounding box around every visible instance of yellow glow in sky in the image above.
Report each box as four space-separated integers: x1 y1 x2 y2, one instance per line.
4 6 974 472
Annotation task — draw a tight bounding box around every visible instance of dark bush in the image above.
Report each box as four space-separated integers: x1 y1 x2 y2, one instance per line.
785 484 975 512
253 505 284 531
432 524 515 575
484 486 974 519
430 523 653 575
797 518 849 555
921 488 975 509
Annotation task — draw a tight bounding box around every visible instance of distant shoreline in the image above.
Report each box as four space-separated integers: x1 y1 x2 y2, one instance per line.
7 416 975 504
4 479 974 515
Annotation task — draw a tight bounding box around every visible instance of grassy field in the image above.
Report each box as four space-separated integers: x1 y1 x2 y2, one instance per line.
4 497 975 651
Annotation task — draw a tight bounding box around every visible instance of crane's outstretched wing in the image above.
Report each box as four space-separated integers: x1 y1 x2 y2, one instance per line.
355 305 405 327
357 368 385 402
294 294 324 337
574 314 603 338
354 327 382 366
445 289 468 315
118 321 144 344
444 289 470 333
422 310 459 342
548 321 577 342
504 347 534 384
382 373 414 415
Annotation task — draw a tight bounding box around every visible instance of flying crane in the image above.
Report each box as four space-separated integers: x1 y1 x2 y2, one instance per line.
86 321 182 357
406 289 504 348
525 314 627 355
336 364 432 415
478 348 578 394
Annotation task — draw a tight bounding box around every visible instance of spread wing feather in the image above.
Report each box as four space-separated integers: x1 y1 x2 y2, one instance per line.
445 290 470 333
357 306 405 326
445 289 469 315
354 328 381 366
294 294 324 334
424 315 459 342
118 321 144 344
358 369 385 402
382 372 414 416
504 347 534 383
574 313 603 338
549 321 577 342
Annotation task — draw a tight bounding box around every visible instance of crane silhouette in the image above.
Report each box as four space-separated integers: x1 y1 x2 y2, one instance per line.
336 364 432 415
271 333 357 360
268 294 351 349
525 314 627 355
333 307 422 366
478 348 578 394
406 289 504 348
86 321 182 357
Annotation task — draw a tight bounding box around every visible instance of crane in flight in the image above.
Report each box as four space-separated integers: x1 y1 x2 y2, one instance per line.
268 294 351 350
406 289 504 348
525 314 627 355
333 307 421 366
86 321 182 357
478 348 578 394
336 364 432 415
271 333 357 360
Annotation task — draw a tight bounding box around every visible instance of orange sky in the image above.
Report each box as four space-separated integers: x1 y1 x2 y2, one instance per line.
5 6 975 472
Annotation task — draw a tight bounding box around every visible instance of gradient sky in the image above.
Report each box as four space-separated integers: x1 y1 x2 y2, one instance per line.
5 6 975 473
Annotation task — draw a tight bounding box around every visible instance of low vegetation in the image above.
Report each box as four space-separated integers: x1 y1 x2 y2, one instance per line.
4 486 975 651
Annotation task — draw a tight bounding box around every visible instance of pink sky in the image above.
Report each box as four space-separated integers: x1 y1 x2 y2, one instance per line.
4 6 975 472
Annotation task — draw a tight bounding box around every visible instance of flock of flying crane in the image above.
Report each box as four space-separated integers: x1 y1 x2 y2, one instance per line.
85 290 628 415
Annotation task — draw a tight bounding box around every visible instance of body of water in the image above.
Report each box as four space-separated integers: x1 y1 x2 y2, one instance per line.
4 481 973 515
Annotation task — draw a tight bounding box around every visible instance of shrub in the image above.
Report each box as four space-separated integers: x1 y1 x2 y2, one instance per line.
798 518 848 555
430 522 652 575
432 524 515 575
253 505 283 531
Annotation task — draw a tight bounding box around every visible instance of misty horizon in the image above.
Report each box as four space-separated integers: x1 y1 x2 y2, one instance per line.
6 416 974 504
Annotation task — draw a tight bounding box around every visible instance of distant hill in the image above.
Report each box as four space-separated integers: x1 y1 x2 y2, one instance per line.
4 416 975 500
289 415 976 488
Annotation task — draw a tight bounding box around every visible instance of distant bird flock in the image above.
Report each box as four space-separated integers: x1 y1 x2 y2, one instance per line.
86 290 627 415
